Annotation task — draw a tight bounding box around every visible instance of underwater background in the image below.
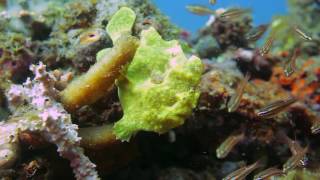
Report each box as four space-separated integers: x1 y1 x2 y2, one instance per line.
153 0 288 33
1 0 320 179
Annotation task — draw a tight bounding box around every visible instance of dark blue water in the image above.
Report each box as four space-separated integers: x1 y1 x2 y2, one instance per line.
153 0 288 33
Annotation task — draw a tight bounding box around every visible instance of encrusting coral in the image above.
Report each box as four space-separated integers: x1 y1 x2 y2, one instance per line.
5 63 100 179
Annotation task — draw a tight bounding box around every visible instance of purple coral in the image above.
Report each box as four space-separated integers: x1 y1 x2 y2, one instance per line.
6 62 100 180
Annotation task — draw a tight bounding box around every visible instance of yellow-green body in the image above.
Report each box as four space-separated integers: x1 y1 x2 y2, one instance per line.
113 27 203 141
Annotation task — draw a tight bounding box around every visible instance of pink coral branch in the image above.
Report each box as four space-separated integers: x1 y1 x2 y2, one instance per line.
6 62 100 180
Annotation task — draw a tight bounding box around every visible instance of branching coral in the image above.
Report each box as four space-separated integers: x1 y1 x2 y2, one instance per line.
113 27 203 141
5 63 99 179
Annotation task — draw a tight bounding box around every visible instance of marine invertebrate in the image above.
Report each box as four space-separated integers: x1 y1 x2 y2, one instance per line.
61 7 139 111
113 27 203 141
61 35 138 111
5 63 99 179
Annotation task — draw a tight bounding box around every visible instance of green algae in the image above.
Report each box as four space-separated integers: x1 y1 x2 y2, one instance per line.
113 27 203 141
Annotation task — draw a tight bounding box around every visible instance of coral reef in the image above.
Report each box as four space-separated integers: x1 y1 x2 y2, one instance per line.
192 12 252 59
1 0 320 179
0 0 178 74
0 4 195 179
